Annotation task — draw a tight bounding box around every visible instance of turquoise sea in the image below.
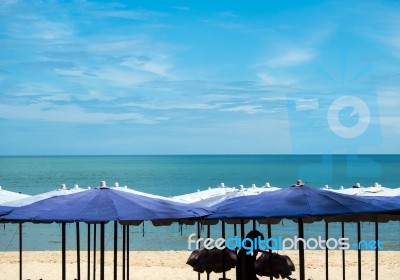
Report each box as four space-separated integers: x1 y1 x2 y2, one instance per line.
0 155 399 252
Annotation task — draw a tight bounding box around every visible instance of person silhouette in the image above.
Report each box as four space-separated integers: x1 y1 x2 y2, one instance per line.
236 230 264 280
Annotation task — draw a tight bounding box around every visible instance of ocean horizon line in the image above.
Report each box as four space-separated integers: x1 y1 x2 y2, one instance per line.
0 153 399 157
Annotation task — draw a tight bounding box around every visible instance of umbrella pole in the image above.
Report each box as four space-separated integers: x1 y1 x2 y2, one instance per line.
94 223 97 280
375 221 379 280
357 222 361 280
325 222 329 280
197 221 201 280
114 221 118 280
62 222 66 280
19 222 22 280
341 221 345 280
267 224 272 280
76 222 81 280
88 223 91 280
298 218 305 280
240 219 246 280
127 225 130 280
100 222 105 280
222 221 226 280
207 225 210 280
122 224 126 280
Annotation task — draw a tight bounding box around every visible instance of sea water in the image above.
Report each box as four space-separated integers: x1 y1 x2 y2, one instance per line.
0 155 399 252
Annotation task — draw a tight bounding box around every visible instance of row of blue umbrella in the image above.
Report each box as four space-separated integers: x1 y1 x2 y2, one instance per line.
2 184 400 223
0 183 400 280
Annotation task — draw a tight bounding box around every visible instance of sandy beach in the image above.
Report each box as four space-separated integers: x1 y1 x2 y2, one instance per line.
0 250 399 279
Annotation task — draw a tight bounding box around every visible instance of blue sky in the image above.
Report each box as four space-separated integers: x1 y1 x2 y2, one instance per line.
0 0 399 155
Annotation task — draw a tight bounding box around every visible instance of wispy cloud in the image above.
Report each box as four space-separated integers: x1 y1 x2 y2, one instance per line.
0 0 398 154
90 9 167 20
221 105 263 114
258 49 316 68
257 72 298 86
0 102 167 125
0 0 18 5
1 11 73 41
54 68 87 76
122 100 221 111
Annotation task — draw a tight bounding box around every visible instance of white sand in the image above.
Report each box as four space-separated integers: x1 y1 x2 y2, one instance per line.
0 250 399 279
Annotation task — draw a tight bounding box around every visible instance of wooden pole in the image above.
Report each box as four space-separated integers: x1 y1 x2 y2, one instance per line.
122 224 126 280
62 222 66 280
375 222 379 280
100 223 105 280
114 221 118 280
76 222 81 280
341 222 345 280
93 223 97 280
19 223 22 280
268 224 273 280
325 222 329 280
87 224 91 280
127 225 130 280
357 222 361 280
298 218 305 280
222 221 226 280
240 220 246 280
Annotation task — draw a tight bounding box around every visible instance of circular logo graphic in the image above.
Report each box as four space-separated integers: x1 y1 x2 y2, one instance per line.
327 96 370 139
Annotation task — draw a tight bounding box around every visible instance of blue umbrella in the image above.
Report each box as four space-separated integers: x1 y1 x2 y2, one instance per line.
207 185 400 220
2 186 210 222
207 185 400 280
1 186 211 280
0 184 88 280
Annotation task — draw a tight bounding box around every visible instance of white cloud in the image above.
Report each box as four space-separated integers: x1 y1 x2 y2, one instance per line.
38 93 72 102
263 49 315 68
120 57 173 78
141 61 172 77
4 13 73 41
350 2 400 54
76 90 120 102
31 19 73 40
87 39 144 53
0 103 167 125
0 0 18 6
84 38 177 79
12 84 70 99
91 9 166 20
295 98 319 111
257 72 298 85
54 68 87 76
221 105 263 114
123 99 225 111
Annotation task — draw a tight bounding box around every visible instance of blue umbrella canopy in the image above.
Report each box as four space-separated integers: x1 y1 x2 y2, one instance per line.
207 185 400 220
0 187 31 216
0 205 13 216
0 185 87 218
1 187 210 223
